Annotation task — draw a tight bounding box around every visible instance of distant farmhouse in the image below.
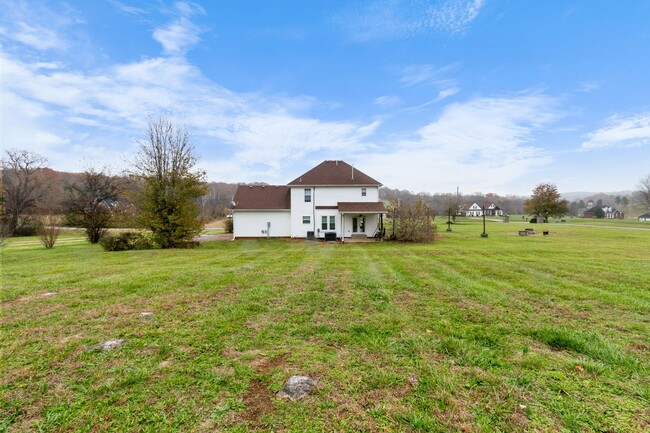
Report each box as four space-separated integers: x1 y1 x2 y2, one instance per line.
581 203 625 219
231 161 386 240
465 202 504 217
638 213 650 222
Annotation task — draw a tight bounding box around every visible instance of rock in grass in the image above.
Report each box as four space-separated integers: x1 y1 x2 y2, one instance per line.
140 312 155 318
86 339 126 351
277 376 317 401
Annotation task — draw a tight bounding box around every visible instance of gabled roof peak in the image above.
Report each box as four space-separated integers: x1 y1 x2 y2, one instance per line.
287 160 381 186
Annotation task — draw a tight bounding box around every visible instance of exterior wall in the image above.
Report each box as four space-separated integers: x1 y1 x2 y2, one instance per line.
466 203 482 217
341 213 380 238
289 185 379 238
233 211 291 238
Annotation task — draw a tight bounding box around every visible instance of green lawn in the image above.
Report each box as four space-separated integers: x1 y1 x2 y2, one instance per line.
1 221 649 432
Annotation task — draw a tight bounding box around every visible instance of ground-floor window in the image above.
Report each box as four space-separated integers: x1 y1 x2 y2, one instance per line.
302 216 310 224
321 215 335 230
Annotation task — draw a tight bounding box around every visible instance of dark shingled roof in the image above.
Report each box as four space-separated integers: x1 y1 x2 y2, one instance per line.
233 185 290 210
338 202 386 213
288 160 381 186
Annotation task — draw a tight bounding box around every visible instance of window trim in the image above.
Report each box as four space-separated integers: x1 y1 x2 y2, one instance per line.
321 215 336 230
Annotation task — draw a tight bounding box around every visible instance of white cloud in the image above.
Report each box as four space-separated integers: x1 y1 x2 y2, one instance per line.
362 93 562 193
0 22 67 50
435 86 460 102
0 0 80 51
581 114 650 150
108 0 146 16
153 17 203 55
374 95 402 108
577 81 601 93
397 64 461 109
152 1 206 55
334 0 484 42
1 45 377 182
431 0 484 35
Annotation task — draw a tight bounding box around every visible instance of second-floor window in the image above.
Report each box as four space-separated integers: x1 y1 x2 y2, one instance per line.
361 188 367 197
304 188 311 202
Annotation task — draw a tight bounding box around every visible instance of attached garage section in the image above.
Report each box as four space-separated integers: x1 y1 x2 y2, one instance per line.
233 211 291 238
231 185 291 238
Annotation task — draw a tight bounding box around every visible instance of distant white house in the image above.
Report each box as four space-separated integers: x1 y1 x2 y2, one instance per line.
465 202 504 217
231 161 386 239
639 213 650 222
583 205 625 219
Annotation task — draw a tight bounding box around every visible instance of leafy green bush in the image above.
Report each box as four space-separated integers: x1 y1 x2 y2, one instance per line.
99 232 156 251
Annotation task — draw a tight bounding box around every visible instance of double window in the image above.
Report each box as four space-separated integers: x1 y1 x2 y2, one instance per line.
321 216 335 230
304 188 312 202
302 216 310 224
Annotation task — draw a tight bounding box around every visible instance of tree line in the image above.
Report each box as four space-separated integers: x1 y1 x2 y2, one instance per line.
3 117 650 247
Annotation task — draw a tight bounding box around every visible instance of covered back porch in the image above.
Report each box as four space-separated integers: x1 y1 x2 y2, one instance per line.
338 202 386 241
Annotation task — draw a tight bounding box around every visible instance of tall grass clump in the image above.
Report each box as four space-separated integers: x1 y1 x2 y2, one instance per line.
530 327 641 371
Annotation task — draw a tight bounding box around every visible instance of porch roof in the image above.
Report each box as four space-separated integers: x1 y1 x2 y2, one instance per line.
337 201 386 213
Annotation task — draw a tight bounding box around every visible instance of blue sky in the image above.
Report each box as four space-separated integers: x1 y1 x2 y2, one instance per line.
1 0 649 195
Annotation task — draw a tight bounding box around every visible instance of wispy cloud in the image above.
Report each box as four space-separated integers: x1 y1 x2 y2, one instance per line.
363 93 563 193
400 64 458 87
0 0 82 51
333 0 485 42
374 95 402 108
399 63 461 106
108 0 146 16
153 2 206 55
581 113 650 150
577 81 601 93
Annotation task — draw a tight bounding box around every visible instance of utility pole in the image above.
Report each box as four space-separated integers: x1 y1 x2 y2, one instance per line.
481 205 488 238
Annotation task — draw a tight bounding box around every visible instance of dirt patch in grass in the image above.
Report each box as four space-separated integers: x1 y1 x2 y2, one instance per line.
251 353 289 374
240 379 275 426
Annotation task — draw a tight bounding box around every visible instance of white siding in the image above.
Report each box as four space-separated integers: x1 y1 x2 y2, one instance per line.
290 185 380 237
233 211 291 238
341 213 381 238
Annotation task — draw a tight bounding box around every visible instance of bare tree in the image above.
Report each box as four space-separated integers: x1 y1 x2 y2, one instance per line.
65 166 124 243
132 117 207 248
394 199 437 242
1 150 50 235
634 174 650 212
38 215 61 249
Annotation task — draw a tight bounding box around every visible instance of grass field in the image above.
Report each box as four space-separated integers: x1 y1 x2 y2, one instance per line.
1 221 649 432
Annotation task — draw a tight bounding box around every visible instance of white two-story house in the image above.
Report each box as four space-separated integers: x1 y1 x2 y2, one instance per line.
232 160 386 240
465 202 504 217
